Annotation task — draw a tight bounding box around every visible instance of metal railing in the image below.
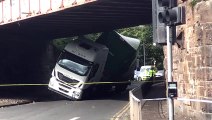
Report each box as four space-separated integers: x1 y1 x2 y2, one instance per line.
129 81 153 120
129 90 142 120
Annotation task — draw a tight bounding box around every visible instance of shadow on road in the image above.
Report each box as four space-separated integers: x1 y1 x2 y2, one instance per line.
143 82 166 99
0 85 131 102
0 86 66 102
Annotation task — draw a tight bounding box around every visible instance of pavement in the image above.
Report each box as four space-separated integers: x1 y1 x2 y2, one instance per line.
113 82 197 120
0 98 32 108
0 86 61 108
0 88 32 108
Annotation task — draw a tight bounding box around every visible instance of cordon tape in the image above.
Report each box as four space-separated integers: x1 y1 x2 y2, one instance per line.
141 97 212 104
1 80 211 104
0 80 164 87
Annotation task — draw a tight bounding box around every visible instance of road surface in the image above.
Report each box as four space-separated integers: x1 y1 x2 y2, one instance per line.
0 89 129 120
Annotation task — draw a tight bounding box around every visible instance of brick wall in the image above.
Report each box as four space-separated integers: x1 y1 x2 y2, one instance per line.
163 0 212 119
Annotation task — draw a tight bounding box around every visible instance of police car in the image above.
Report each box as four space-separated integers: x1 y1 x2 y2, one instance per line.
136 65 157 81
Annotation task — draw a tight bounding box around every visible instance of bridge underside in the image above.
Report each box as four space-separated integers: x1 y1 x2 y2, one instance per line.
0 0 152 39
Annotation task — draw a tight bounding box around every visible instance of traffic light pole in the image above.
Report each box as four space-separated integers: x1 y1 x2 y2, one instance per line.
166 26 174 120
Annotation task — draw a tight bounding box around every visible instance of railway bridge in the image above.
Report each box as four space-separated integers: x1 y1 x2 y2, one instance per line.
0 0 152 84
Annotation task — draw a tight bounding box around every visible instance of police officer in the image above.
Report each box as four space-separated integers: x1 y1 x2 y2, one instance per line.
149 67 156 81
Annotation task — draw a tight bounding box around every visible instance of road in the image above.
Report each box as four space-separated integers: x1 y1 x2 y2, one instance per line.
0 89 129 120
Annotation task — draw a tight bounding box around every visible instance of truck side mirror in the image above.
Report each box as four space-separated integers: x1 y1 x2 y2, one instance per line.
88 64 99 80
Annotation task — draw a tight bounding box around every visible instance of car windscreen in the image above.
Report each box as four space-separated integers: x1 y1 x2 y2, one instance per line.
140 68 150 72
57 50 93 76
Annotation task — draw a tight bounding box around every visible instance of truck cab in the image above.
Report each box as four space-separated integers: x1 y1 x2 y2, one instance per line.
48 38 108 100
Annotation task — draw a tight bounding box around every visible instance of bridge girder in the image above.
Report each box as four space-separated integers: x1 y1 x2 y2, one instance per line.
0 0 152 39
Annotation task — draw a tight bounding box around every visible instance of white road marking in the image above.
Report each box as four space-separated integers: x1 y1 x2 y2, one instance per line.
69 117 80 120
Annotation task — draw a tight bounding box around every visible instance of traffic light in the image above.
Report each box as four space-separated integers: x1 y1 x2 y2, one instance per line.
152 0 167 45
152 0 185 45
158 6 185 26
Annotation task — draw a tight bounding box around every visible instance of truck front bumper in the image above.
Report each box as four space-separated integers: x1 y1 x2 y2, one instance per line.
48 77 82 100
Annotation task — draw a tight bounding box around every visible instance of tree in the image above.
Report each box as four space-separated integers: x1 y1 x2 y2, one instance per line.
51 25 164 69
117 25 164 69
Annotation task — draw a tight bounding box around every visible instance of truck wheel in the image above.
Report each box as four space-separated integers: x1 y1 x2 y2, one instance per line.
96 84 112 93
138 77 142 81
81 87 93 100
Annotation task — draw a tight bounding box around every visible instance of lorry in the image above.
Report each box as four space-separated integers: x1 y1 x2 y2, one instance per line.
48 31 140 100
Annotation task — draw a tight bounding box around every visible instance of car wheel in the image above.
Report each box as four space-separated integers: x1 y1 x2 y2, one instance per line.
138 77 142 81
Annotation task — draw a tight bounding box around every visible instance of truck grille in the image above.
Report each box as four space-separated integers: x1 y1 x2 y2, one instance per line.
58 72 79 85
59 83 73 89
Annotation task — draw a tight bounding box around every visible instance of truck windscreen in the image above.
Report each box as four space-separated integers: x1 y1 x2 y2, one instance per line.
57 50 93 76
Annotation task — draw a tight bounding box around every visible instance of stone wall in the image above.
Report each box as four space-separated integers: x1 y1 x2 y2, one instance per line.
163 0 212 119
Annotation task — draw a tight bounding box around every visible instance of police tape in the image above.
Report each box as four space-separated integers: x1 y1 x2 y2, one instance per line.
177 98 212 104
141 97 212 104
142 98 167 101
0 84 48 87
0 81 130 86
0 80 165 87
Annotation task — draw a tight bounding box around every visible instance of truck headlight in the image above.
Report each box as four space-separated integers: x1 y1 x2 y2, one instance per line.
49 78 55 87
49 81 54 87
73 91 81 98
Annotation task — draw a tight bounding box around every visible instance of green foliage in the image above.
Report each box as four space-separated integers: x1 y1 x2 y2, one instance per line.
189 0 200 8
52 26 164 70
84 33 101 41
52 33 101 51
117 25 164 69
52 37 77 51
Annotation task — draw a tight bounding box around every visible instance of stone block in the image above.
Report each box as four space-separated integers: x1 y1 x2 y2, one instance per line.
200 101 212 113
203 57 209 66
173 63 179 71
197 86 205 97
206 73 212 81
190 73 195 80
202 23 212 30
206 81 212 89
191 101 198 110
195 24 204 42
196 56 203 67
205 113 212 120
196 1 212 23
185 27 195 48
205 30 212 45
179 83 186 94
178 63 184 74
204 46 212 57
179 74 184 81
186 54 192 61
184 74 189 82
188 61 193 68
194 112 205 120
195 69 200 79
207 90 212 97
199 81 205 86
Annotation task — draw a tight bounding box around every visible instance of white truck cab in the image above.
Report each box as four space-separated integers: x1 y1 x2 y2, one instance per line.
48 38 108 100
